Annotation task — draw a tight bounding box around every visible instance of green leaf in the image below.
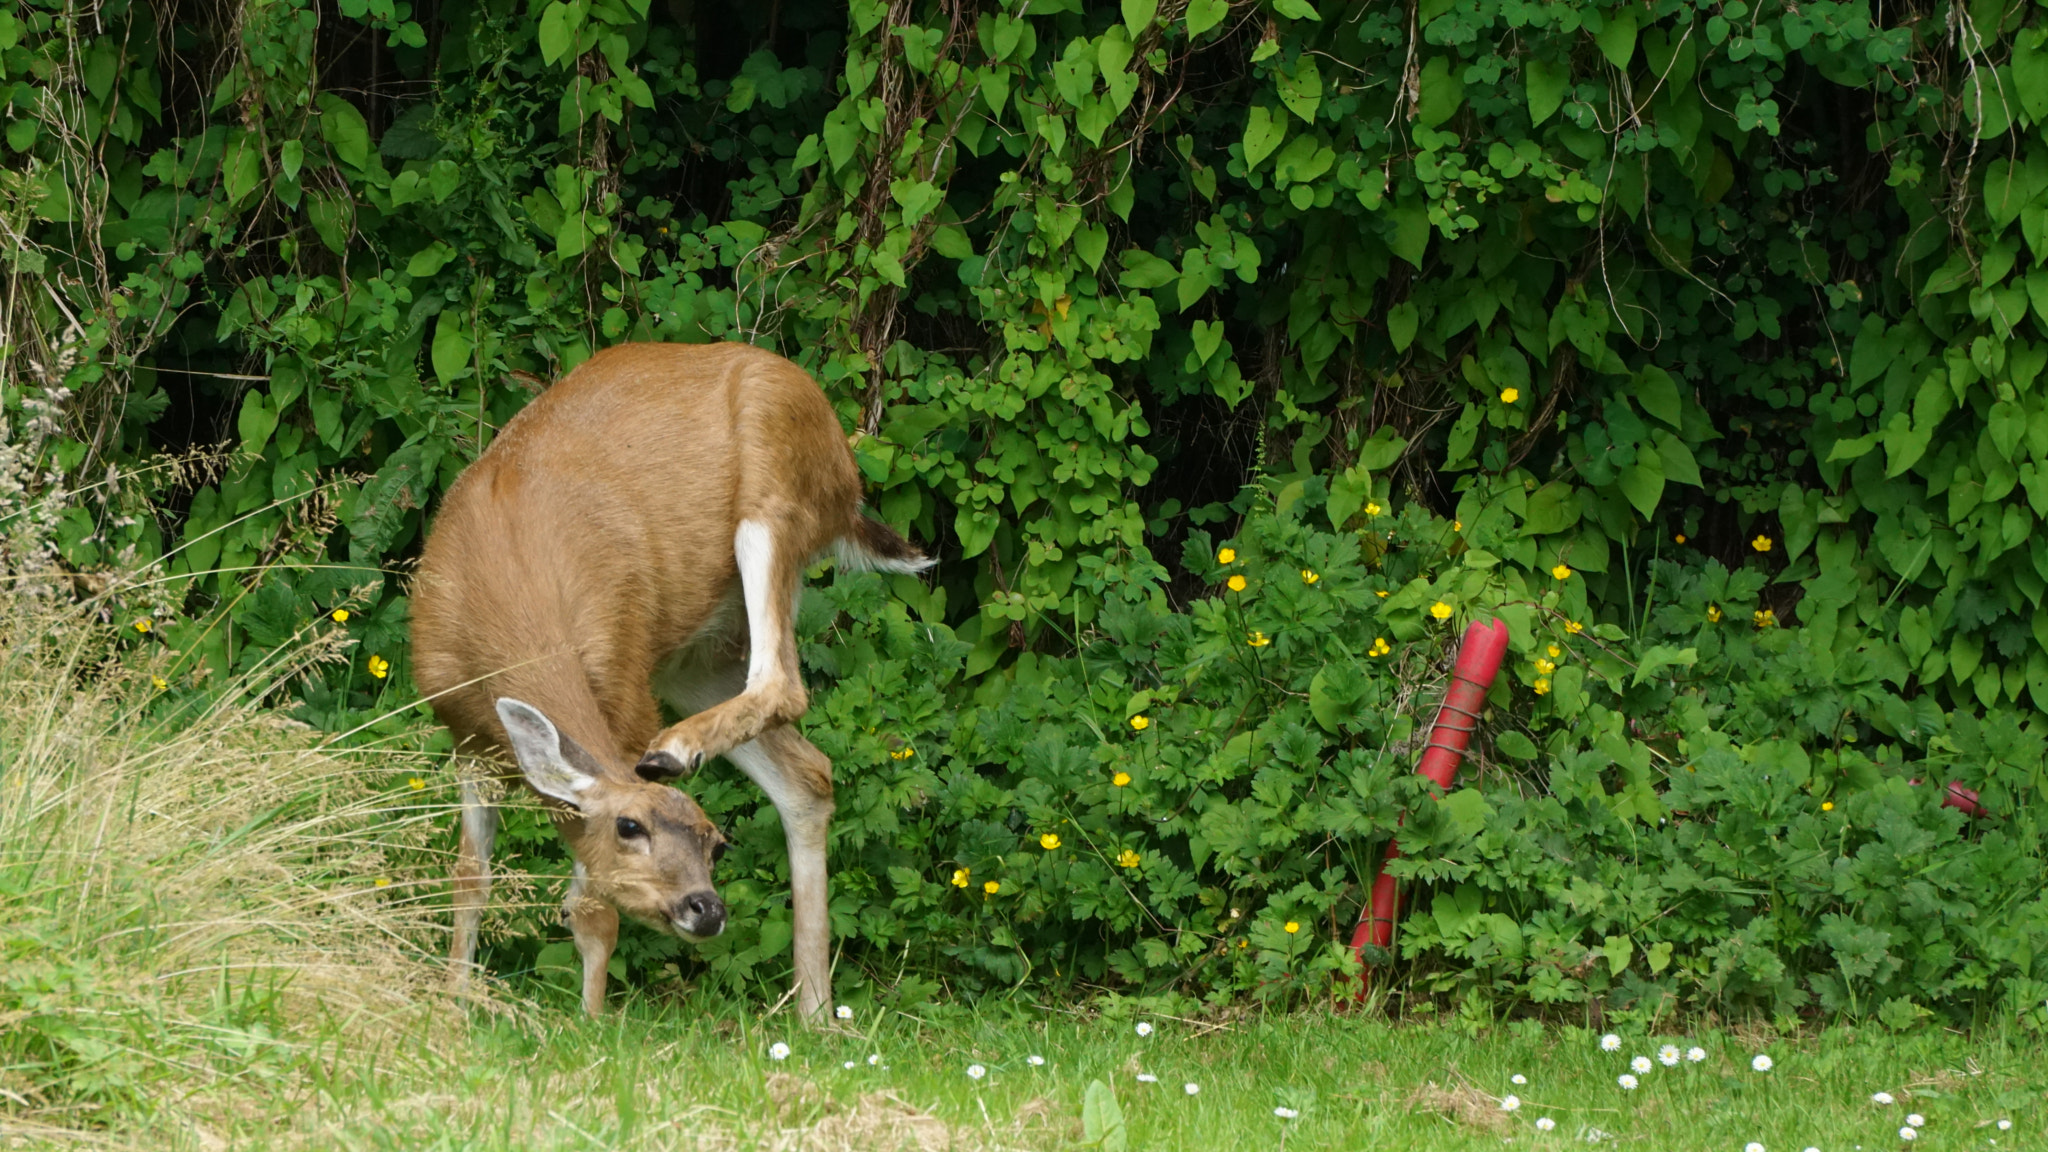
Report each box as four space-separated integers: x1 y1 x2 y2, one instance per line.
2015 28 2048 122
280 139 304 182
1617 454 1665 517
1388 204 1429 268
1522 481 1581 535
1355 426 1408 469
432 309 473 385
1602 934 1634 976
1277 56 1322 123
1636 365 1682 427
1271 0 1320 19
406 241 456 278
237 390 278 453
1525 57 1567 126
1242 105 1287 169
1594 9 1638 69
1416 56 1464 128
1551 663 1586 715
1083 1081 1128 1152
1074 222 1108 270
1121 0 1157 35
1309 662 1365 733
1386 302 1419 352
317 94 371 171
1632 644 1696 685
222 134 261 207
1191 318 1224 364
1185 0 1228 36
1119 249 1178 288
1654 430 1702 486
538 0 576 65
1495 730 1538 760
1440 788 1493 837
1645 940 1674 975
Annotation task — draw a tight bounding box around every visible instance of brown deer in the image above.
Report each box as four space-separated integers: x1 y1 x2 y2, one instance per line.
410 341 930 1019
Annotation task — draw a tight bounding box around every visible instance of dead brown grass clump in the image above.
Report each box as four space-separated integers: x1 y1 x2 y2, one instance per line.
1407 1077 1518 1134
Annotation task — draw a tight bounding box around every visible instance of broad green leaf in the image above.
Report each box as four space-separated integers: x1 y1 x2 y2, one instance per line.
317 94 371 171
1072 222 1107 269
406 241 456 278
1522 481 1581 535
2015 28 2048 122
1191 318 1224 363
1966 65 2014 139
1552 663 1586 715
280 139 304 181
432 309 473 385
1388 204 1429 267
1277 56 1322 123
1185 0 1228 36
237 390 278 453
1617 457 1664 517
1121 0 1157 35
1636 365 1682 427
1309 662 1364 732
222 133 261 206
1525 57 1567 126
1355 426 1408 469
1654 430 1702 486
1495 730 1538 760
1242 105 1286 169
1603 934 1634 976
538 0 576 66
979 65 1011 116
1271 0 1320 19
1441 788 1492 837
1595 10 1638 69
1387 301 1419 351
1119 249 1178 288
1416 56 1464 128
1632 644 1696 685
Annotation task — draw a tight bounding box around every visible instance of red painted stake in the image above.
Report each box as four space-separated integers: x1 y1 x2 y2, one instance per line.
1351 616 1511 992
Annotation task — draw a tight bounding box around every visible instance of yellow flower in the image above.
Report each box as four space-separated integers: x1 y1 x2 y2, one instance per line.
1368 637 1391 657
890 747 915 760
1547 644 1561 658
1227 574 1247 592
1237 938 1248 949
1365 502 1383 517
1821 801 1834 811
1752 535 1773 553
952 868 971 887
1565 620 1584 634
367 655 390 679
1284 921 1301 934
1453 520 1463 531
373 877 392 888
1552 564 1572 581
132 619 151 634
1301 569 1319 585
1500 387 1520 404
330 608 350 623
1117 849 1141 868
1429 602 1453 621
1533 678 1551 695
1130 715 1150 731
1535 658 1555 674
1707 604 1723 622
151 676 168 692
1247 631 1270 648
1375 589 1389 598
1040 833 1061 850
1218 547 1236 564
1754 608 1777 629
983 880 1000 895
1674 533 1687 545
408 777 425 791
1113 771 1132 787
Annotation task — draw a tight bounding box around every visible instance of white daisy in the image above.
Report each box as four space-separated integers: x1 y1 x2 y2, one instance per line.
1600 1033 1623 1051
966 1064 986 1080
1872 1092 1895 1105
1686 1046 1707 1062
867 1054 882 1066
1184 1082 1200 1095
1501 1095 1522 1112
1804 1148 1819 1152
1535 1117 1556 1132
1752 1054 1774 1072
1511 1073 1528 1085
1631 1056 1653 1074
1136 1021 1154 1037
1906 1114 1925 1128
1027 1054 1046 1066
1745 1144 1765 1152
1658 1045 1681 1066
1136 1073 1158 1083
768 1042 790 1061
843 1060 856 1069
1274 1106 1300 1119
835 1005 853 1019
1899 1127 1917 1141
1998 1120 2013 1130
1618 1074 1638 1090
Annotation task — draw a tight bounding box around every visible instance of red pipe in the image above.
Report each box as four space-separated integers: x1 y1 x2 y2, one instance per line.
1352 617 1510 990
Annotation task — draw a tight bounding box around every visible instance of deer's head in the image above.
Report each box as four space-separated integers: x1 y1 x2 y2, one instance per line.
495 698 729 939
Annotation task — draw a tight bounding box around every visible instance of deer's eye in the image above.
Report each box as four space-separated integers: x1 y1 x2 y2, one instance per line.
616 817 646 839
712 841 728 863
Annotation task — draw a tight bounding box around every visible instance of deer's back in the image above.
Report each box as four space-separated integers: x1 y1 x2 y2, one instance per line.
410 342 862 768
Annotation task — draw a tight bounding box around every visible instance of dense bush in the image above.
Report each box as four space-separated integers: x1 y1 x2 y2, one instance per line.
7 0 2048 1024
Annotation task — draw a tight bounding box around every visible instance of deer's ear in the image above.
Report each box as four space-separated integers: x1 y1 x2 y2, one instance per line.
495 698 598 808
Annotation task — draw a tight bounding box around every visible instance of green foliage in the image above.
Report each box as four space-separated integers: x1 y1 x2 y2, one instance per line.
9 0 2048 1023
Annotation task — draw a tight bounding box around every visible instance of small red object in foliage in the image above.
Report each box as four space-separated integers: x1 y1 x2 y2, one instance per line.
1352 617 1510 994
1907 778 1987 818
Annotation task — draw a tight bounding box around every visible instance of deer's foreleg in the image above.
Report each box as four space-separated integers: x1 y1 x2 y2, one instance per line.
450 780 499 986
565 862 619 1016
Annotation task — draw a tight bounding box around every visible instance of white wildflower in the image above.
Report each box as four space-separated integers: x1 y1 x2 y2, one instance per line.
1906 1114 1925 1128
1600 1033 1623 1051
1511 1073 1528 1085
1658 1045 1681 1066
1997 1120 2012 1130
1900 1127 1917 1141
1751 1054 1774 1072
1136 1021 1154 1037
768 1042 790 1061
867 1054 882 1066
835 1005 853 1019
1746 1144 1765 1152
1184 1082 1200 1095
1501 1095 1522 1112
1027 1055 1046 1066
1136 1073 1158 1083
1535 1117 1556 1132
1686 1046 1707 1062
843 1060 856 1069
1631 1056 1653 1074
1618 1074 1638 1090
966 1064 986 1080
1871 1092 1895 1105
1274 1106 1300 1120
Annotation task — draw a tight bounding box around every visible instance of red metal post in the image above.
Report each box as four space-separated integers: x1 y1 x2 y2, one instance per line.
1351 616 1510 990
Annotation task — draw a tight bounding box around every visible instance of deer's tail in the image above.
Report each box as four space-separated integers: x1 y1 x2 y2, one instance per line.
834 510 935 575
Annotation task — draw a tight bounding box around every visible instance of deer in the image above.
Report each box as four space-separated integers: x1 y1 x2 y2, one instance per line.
409 341 931 1020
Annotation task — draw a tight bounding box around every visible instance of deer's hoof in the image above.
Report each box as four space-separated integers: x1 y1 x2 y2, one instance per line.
636 749 698 781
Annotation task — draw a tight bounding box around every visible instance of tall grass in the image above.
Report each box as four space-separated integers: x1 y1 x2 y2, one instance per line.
0 589 474 1147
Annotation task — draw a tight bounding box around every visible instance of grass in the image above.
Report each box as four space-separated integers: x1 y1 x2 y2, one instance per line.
0 594 2043 1150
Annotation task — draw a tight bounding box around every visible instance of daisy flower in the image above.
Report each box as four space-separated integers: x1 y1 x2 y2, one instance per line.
967 1064 986 1080
769 1042 790 1060
1136 1073 1158 1083
1135 1021 1153 1037
1899 1127 1917 1141
1500 1095 1521 1112
1658 1045 1681 1066
1686 1046 1707 1062
867 1054 882 1066
1631 1056 1653 1074
1870 1092 1895 1105
1274 1107 1300 1120
1751 1054 1774 1072
1745 1144 1765 1152
1027 1055 1045 1066
1618 1074 1638 1090
1511 1074 1527 1085
843 1061 856 1069
836 1005 853 1019
1906 1114 1925 1127
1535 1117 1556 1132
1600 1033 1622 1051
1184 1083 1200 1096
1998 1119 2012 1130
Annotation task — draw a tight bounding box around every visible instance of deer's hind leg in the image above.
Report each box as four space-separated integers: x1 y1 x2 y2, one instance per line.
450 779 499 986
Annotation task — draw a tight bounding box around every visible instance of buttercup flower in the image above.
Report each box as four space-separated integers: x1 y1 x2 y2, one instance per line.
1130 715 1150 731
1708 604 1723 622
967 1064 986 1080
1301 569 1320 585
1631 1056 1653 1074
1552 564 1572 581
1501 387 1520 403
952 868 971 887
1675 533 1687 544
1430 601 1453 620
1365 502 1382 517
1453 520 1463 531
1218 547 1236 564
1227 574 1247 592
1871 1092 1895 1105
1547 644 1561 658
1247 631 1270 647
1535 1117 1556 1132
1752 534 1774 552
1658 1045 1681 1066
1565 620 1584 634
983 880 1000 894
836 1005 854 1019
409 777 426 791
1117 849 1141 867
1536 658 1556 674
1284 921 1300 934
1822 801 1834 811
769 1042 790 1060
1039 833 1061 850
373 877 391 888
1533 678 1551 695
1600 1033 1622 1051
1500 1095 1521 1112
1368 637 1392 657
1375 589 1390 598
1136 1022 1154 1037
151 676 168 691
331 608 350 623
1751 1054 1774 1072
133 619 151 633
367 655 390 679
1685 1046 1706 1062
1618 1074 1638 1090
1754 608 1777 629
1113 771 1132 787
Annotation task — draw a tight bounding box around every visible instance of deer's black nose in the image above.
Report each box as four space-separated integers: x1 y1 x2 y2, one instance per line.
673 890 726 938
